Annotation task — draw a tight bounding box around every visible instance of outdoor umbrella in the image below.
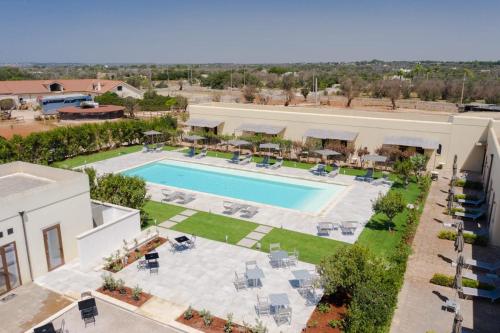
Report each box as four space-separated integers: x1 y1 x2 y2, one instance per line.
455 258 463 277
143 130 162 144
452 311 463 333
447 187 455 215
455 226 464 253
314 149 341 166
361 154 388 163
227 139 251 154
259 143 280 156
456 253 465 267
184 135 205 142
453 268 462 291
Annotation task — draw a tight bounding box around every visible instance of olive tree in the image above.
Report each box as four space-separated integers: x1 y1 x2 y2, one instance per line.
340 76 365 107
372 191 406 231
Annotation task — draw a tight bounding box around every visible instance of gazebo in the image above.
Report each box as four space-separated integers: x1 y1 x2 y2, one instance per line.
143 130 162 145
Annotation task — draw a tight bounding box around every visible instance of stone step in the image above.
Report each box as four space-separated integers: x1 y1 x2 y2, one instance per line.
236 238 258 248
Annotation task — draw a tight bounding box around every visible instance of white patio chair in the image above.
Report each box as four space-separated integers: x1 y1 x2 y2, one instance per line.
269 243 281 252
274 307 292 325
223 201 242 214
255 295 270 317
246 260 258 270
234 272 247 291
287 249 299 266
177 192 195 204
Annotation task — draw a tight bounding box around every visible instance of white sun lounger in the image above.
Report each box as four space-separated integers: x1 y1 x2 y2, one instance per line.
223 201 243 215
269 157 283 170
195 148 207 159
176 192 195 204
460 287 500 303
464 258 500 272
162 189 182 202
463 271 499 285
239 154 253 165
240 205 258 218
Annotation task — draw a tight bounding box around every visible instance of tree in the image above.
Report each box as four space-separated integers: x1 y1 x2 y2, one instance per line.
380 80 402 110
242 85 258 103
178 80 183 91
372 191 406 230
340 77 364 107
300 87 310 101
0 98 15 111
281 75 295 106
410 154 428 178
94 92 125 106
415 79 444 101
393 159 414 186
174 95 188 111
123 97 138 118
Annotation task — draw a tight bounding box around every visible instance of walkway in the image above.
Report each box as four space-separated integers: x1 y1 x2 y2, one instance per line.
390 174 500 333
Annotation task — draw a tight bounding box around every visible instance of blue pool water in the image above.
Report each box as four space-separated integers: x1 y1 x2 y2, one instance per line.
123 160 345 213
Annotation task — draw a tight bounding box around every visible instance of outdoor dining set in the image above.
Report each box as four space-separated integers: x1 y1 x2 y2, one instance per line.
170 234 196 252
137 250 160 274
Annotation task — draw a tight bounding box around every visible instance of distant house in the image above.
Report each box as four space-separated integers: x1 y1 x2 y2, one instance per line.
0 79 142 107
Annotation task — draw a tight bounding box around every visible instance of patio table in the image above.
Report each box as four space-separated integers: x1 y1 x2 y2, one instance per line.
292 269 312 287
269 293 290 312
78 298 96 311
174 235 190 244
246 267 265 287
33 322 56 333
145 252 159 261
270 250 289 267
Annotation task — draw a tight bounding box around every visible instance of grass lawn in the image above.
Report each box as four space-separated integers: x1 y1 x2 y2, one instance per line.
357 180 421 258
142 200 186 229
171 211 259 245
256 228 346 265
52 145 142 168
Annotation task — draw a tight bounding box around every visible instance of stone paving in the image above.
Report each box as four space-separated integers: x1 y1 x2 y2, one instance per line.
390 173 500 333
88 151 391 243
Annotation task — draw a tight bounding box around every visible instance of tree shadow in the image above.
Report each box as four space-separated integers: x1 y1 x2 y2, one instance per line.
438 253 453 264
364 215 396 231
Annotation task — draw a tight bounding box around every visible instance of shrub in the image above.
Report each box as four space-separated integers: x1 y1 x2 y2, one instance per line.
328 319 343 329
131 285 142 301
430 273 495 290
372 191 406 230
116 279 126 294
244 319 268 333
453 179 483 190
101 274 117 291
199 309 213 327
183 306 194 320
437 230 488 246
224 313 234 333
0 98 15 110
317 302 331 313
308 320 318 328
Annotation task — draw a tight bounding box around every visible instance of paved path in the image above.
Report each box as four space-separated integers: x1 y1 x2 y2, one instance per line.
158 209 197 229
237 225 274 248
390 174 500 333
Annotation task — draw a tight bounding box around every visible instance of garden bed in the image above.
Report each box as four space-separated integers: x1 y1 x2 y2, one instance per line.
176 308 246 332
97 285 152 307
304 294 348 332
104 236 167 273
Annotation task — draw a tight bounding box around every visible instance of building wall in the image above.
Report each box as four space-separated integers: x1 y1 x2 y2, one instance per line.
484 124 500 246
188 104 490 172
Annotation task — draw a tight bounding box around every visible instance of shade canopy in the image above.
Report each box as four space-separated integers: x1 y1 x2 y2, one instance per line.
362 154 388 163
236 123 285 135
453 271 462 290
383 135 439 150
314 149 341 157
259 143 280 150
455 229 464 253
304 128 358 141
457 254 465 266
452 312 463 333
143 130 162 136
184 135 205 142
185 118 223 128
227 139 251 147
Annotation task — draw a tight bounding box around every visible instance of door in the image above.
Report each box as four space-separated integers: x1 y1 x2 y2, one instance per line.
43 225 65 271
0 242 21 296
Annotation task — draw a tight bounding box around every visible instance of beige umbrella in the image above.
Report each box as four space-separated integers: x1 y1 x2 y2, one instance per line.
452 311 463 333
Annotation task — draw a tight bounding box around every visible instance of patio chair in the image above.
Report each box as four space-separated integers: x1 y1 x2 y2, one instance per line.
240 153 253 165
287 249 299 266
255 295 270 317
269 243 281 252
229 151 240 164
246 260 258 270
274 307 292 325
142 143 149 153
257 155 270 167
269 157 283 170
188 235 197 249
234 272 247 291
327 165 339 178
186 146 196 157
240 205 258 218
137 259 148 270
155 143 164 152
340 221 358 235
195 148 207 159
223 201 242 215
317 222 334 235
309 163 326 175
177 192 195 204
460 287 500 303
81 291 92 299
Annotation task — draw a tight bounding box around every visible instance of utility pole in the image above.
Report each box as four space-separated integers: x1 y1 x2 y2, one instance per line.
315 77 318 105
460 71 466 105
243 67 246 87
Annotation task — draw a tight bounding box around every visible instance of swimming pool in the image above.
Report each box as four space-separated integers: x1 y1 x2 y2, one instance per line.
123 160 345 213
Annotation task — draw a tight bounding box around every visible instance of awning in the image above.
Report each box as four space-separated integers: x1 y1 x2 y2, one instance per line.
304 128 358 141
383 136 439 150
184 135 205 142
259 143 280 150
362 154 388 163
143 130 162 136
185 118 223 128
236 123 285 135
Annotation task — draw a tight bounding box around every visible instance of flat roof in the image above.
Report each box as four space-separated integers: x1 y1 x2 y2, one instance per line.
194 102 455 123
58 105 125 114
0 173 52 198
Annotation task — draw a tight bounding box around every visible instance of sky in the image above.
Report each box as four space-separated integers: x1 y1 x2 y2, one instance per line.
0 0 499 63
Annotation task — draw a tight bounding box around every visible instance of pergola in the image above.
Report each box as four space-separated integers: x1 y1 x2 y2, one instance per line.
143 130 162 144
304 128 358 142
383 135 439 150
236 123 285 136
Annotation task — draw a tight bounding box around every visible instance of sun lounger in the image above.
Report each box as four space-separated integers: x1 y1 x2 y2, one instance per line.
457 197 485 206
340 221 358 235
460 287 500 303
186 146 195 157
155 143 164 152
309 164 326 175
327 166 339 178
239 154 253 165
176 192 195 204
223 201 243 215
355 169 374 182
257 155 270 167
464 258 500 272
195 148 207 159
317 222 334 235
142 143 149 153
240 205 258 218
454 209 485 221
269 157 283 169
229 152 240 164
162 189 182 202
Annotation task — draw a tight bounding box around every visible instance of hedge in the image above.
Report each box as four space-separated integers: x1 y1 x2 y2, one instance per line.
437 230 488 246
430 273 495 291
453 179 483 190
0 116 177 164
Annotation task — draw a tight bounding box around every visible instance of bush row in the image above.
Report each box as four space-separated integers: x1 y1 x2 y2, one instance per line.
437 230 488 246
0 116 178 164
453 179 483 190
430 273 495 291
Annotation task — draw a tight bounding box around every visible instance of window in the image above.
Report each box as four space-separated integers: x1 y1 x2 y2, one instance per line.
117 86 123 91
7 228 13 235
0 232 3 238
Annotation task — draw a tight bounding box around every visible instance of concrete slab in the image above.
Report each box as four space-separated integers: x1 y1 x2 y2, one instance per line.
159 221 178 229
246 231 266 241
254 225 273 234
179 209 197 217
170 215 189 223
237 238 258 248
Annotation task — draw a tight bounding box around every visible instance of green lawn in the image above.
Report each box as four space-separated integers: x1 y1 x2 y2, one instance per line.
52 145 143 168
357 180 421 258
171 211 259 244
256 228 346 265
142 200 186 229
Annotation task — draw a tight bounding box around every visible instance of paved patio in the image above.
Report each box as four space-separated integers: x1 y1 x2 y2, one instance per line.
390 173 500 333
87 151 390 243
0 283 72 333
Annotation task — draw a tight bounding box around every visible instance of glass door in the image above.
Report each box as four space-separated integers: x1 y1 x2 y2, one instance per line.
43 225 65 271
0 242 21 296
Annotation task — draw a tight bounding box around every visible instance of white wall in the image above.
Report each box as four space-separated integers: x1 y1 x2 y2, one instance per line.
77 202 141 270
484 124 500 246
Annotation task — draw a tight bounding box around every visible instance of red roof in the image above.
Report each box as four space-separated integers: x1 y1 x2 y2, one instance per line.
0 79 125 95
57 105 125 114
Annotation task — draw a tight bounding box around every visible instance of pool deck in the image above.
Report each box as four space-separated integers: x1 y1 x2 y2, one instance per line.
85 151 391 243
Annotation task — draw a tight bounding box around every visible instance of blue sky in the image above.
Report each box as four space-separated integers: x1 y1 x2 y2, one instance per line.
0 0 499 63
